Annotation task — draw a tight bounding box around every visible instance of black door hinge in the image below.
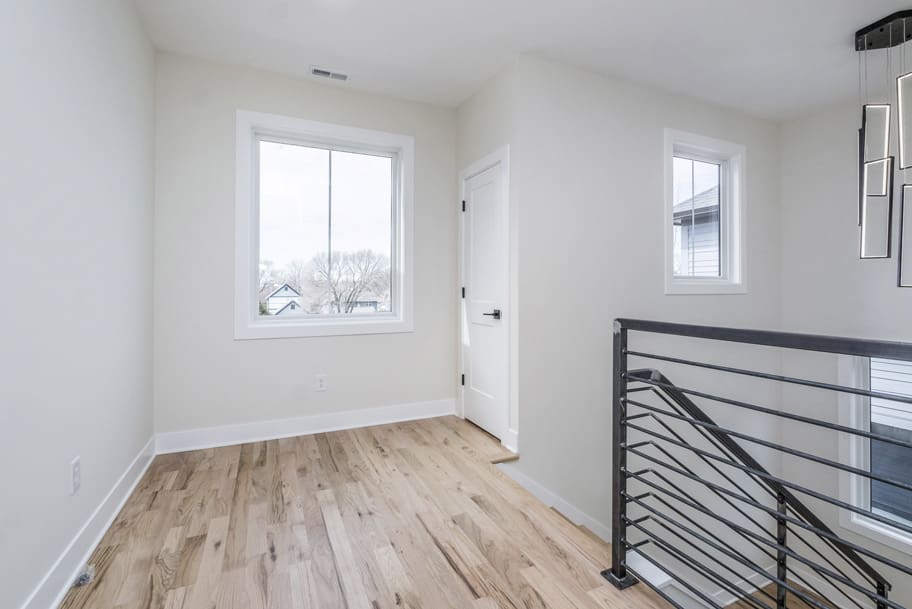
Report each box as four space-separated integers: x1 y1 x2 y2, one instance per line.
461 374 465 386
462 200 466 212
461 286 465 298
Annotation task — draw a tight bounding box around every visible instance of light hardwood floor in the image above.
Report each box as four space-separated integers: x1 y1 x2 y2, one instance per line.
57 416 670 609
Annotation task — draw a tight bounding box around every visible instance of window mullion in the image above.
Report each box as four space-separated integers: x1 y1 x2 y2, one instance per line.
328 149 333 313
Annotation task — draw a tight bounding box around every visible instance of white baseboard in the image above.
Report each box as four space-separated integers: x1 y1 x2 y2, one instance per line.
155 398 457 454
496 461 612 542
501 428 519 453
18 436 155 609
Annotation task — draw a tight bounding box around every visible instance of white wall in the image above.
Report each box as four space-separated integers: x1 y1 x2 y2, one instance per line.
780 102 912 340
457 56 784 539
153 53 457 433
0 2 155 609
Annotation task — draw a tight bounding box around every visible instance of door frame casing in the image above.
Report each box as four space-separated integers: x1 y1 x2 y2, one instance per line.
458 145 518 453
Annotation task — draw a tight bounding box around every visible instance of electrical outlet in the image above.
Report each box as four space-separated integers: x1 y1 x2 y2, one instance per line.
315 373 328 392
71 456 81 495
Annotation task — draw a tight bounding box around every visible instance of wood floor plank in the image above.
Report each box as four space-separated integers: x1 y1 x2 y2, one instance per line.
317 489 373 609
185 515 229 609
56 416 671 609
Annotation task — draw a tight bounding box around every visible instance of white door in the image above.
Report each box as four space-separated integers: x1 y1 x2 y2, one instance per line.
461 154 509 440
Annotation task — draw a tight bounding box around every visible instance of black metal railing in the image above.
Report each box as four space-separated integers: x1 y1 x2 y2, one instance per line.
604 319 912 609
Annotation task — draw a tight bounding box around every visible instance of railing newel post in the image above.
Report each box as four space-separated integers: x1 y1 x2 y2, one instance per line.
603 320 638 589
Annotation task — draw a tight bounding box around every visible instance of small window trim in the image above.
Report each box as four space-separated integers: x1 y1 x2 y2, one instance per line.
837 355 912 556
235 110 414 339
663 129 746 295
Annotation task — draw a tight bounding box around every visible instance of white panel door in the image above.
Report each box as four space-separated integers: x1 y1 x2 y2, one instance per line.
462 159 509 439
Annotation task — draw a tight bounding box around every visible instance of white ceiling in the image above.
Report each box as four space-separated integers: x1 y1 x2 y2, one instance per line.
134 0 912 121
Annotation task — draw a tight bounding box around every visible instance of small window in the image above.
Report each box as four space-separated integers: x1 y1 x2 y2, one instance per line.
236 111 414 339
664 130 745 294
673 157 721 277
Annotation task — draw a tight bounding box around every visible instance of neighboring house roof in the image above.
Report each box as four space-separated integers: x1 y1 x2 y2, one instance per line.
266 282 301 299
274 300 302 315
673 185 719 219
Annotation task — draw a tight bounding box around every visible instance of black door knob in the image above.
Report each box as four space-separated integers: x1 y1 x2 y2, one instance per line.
482 309 502 320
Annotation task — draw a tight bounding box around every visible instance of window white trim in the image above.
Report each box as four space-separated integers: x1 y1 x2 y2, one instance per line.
234 110 414 339
664 129 746 295
837 355 912 556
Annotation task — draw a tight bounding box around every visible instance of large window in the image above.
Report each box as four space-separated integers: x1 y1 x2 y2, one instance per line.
235 111 413 339
869 358 912 525
664 130 745 294
840 356 912 554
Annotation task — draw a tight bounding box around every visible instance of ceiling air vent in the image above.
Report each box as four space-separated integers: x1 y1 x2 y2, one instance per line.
310 66 349 82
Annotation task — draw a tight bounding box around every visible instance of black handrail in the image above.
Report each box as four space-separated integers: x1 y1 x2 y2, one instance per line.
616 318 912 360
604 319 909 609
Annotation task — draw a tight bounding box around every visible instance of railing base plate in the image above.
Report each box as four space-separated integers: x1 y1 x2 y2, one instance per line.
601 569 639 589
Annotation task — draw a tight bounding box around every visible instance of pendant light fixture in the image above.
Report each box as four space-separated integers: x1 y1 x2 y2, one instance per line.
855 12 912 280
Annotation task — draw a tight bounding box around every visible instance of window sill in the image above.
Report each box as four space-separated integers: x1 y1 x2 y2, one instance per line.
664 279 747 295
235 316 413 340
840 510 912 557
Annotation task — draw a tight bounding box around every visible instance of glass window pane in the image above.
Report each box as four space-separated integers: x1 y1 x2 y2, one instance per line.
328 151 393 314
256 141 394 318
870 358 912 525
258 141 329 316
672 156 721 278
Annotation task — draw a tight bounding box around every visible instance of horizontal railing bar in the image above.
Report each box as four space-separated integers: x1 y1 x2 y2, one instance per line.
624 413 651 422
628 516 832 609
629 371 892 587
626 518 777 609
647 494 862 609
625 349 912 406
622 546 729 609
625 420 912 542
640 399 876 587
623 446 912 580
627 491 885 609
631 507 779 607
628 386 653 393
625 398 912 494
626 372 912 452
637 481 850 597
626 506 855 609
623 484 902 609
647 391 771 502
639 470 775 562
616 318 912 360
644 415 778 540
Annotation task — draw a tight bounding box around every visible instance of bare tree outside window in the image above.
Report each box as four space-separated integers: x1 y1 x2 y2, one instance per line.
311 250 391 313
